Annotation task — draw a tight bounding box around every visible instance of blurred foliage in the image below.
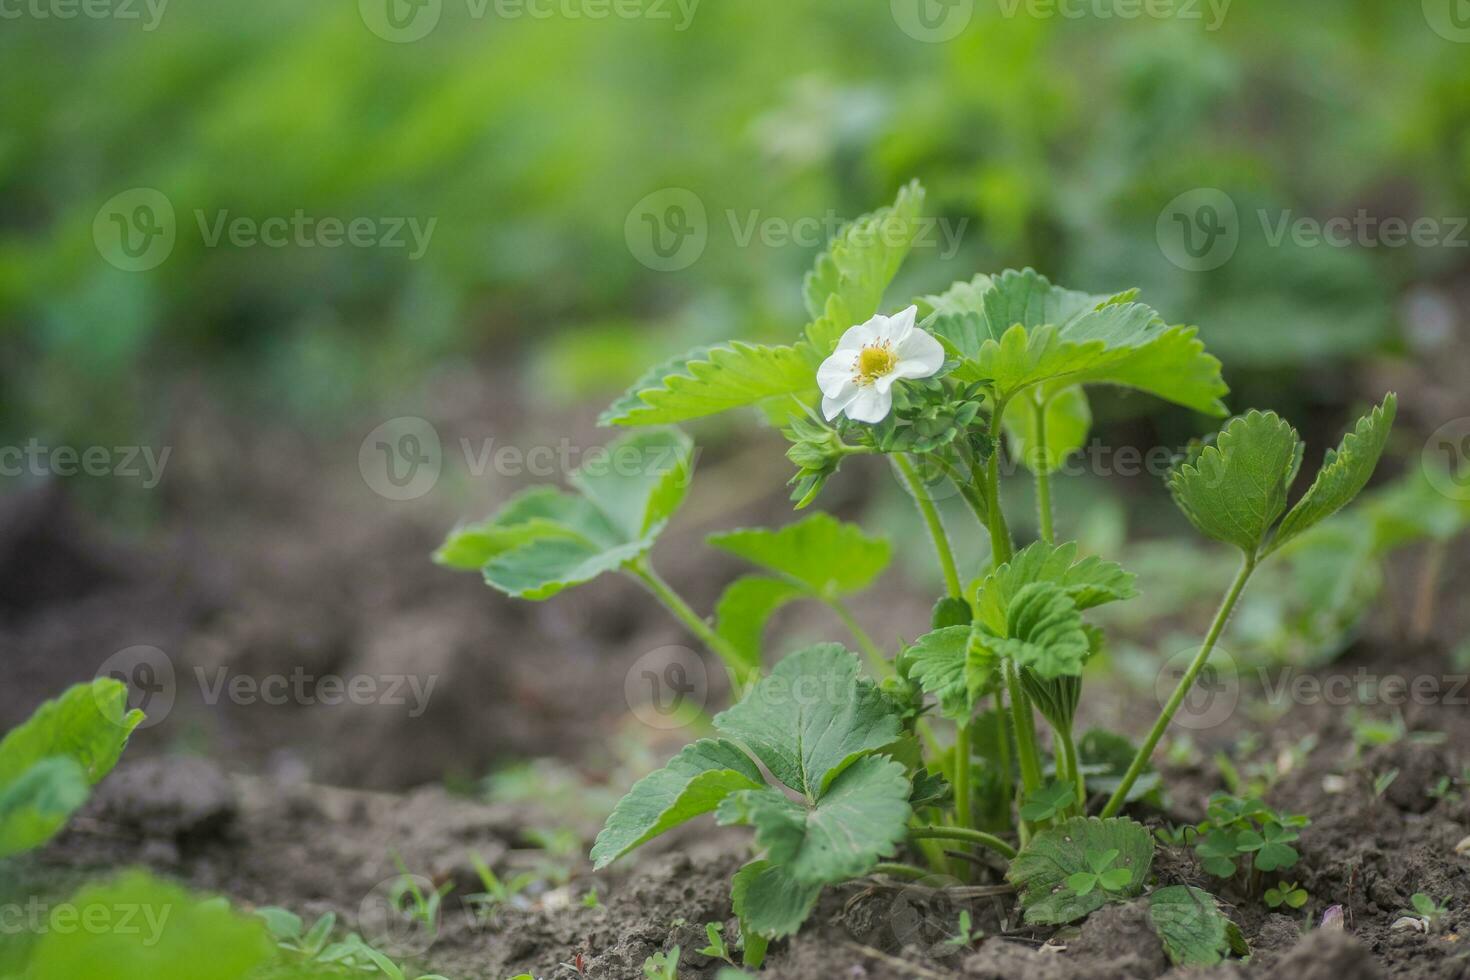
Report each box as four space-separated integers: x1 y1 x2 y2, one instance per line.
3 0 1467 446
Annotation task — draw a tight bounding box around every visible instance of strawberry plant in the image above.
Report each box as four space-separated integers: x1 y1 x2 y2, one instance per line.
439 182 1396 966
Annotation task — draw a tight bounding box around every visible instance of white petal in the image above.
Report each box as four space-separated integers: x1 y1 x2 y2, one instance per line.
893 327 946 379
870 307 913 346
822 381 861 420
817 351 856 398
888 304 918 338
833 319 879 352
844 385 893 424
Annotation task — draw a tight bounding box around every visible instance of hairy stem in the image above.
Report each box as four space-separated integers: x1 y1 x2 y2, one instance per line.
1055 722 1085 816
1004 660 1045 800
630 558 752 693
953 722 973 833
1101 553 1257 817
910 825 1018 860
894 454 963 599
829 597 891 679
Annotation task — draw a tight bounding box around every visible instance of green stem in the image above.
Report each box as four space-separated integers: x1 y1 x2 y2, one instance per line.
894 454 963 599
953 723 973 833
1056 723 1085 816
1101 553 1257 818
871 861 933 881
829 598 890 680
630 559 752 693
1004 660 1044 799
1032 398 1055 545
909 826 1018 860
984 408 1015 566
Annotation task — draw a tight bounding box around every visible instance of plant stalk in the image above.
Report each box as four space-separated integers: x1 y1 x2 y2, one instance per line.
953 723 973 833
894 454 963 599
1032 397 1055 545
630 558 752 693
829 597 891 680
910 825 1018 860
1101 553 1257 817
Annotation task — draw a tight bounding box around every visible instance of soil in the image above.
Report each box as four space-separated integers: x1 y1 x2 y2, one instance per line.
5 400 1470 979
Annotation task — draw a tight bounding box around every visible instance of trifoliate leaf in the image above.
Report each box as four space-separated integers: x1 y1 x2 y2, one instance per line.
1148 885 1248 967
453 430 693 599
1168 410 1304 556
717 756 911 886
714 644 902 800
599 342 817 427
0 679 142 858
731 860 822 940
923 270 1228 416
1019 779 1076 823
1008 816 1154 924
17 872 276 980
906 626 973 722
987 584 1091 680
591 739 766 869
803 181 926 351
973 541 1136 636
1265 394 1396 556
707 513 890 597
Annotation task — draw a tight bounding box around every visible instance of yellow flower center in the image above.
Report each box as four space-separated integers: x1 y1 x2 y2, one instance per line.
854 342 898 385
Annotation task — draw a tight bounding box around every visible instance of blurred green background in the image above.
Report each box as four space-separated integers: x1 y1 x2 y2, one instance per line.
2 0 1466 453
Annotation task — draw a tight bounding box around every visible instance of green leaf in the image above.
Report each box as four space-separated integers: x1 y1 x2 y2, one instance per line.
1019 779 1076 823
707 513 890 597
570 428 696 540
1148 885 1247 967
1167 410 1304 556
1004 386 1091 475
986 583 1091 680
600 342 817 427
930 596 973 629
713 576 808 679
730 860 822 940
1008 816 1154 924
591 739 766 869
973 540 1136 636
717 756 911 886
714 644 903 800
906 626 973 723
803 181 926 351
0 679 142 858
1265 394 1396 556
18 871 276 980
456 430 693 599
925 270 1228 416
0 757 89 858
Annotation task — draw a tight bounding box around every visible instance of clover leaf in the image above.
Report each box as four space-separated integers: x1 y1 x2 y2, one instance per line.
1008 816 1154 924
1237 821 1300 872
1194 828 1242 878
1019 779 1077 823
435 428 692 599
1064 847 1133 896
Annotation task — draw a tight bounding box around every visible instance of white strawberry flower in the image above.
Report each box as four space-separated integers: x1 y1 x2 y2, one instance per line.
816 305 946 424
